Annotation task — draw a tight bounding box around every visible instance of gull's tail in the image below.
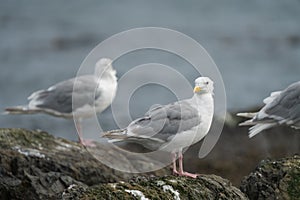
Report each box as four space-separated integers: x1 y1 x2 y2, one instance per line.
102 129 128 142
3 106 41 115
236 112 257 119
237 112 277 138
248 123 277 138
102 128 164 151
237 112 257 127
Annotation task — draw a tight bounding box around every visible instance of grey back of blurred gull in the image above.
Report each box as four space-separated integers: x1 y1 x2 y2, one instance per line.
5 58 118 146
237 81 300 138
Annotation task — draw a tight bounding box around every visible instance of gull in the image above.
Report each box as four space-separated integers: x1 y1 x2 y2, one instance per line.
103 77 214 178
5 58 118 146
237 81 300 138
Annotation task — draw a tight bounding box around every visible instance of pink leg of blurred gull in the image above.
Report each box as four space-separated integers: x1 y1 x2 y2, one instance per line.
75 118 96 147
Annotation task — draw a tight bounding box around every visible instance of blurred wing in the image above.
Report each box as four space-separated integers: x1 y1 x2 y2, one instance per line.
263 91 281 104
263 81 300 123
28 75 101 114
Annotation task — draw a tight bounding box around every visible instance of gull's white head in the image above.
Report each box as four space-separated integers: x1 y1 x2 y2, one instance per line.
193 77 214 94
95 58 116 77
97 58 112 68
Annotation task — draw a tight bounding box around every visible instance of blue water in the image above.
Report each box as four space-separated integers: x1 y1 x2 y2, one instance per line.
1 0 300 140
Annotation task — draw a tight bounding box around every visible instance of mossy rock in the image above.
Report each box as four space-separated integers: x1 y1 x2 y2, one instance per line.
240 155 300 200
0 128 168 200
62 175 248 200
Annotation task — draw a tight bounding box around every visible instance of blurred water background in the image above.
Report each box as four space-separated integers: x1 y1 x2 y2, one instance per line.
1 0 300 141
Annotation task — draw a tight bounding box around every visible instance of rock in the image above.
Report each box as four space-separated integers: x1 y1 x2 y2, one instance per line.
63 175 248 200
240 155 300 200
0 128 168 200
1 127 298 199
0 128 247 199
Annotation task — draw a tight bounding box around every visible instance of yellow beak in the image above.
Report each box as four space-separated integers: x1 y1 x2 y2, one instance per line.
193 86 201 93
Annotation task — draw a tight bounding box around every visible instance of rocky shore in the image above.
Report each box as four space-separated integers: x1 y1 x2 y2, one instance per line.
0 128 299 199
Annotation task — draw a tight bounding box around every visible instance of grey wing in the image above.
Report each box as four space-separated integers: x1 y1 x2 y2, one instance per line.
28 75 100 114
127 101 201 142
263 81 300 123
263 91 281 104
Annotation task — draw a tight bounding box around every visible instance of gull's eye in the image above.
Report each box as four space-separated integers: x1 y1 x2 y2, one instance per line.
205 81 209 85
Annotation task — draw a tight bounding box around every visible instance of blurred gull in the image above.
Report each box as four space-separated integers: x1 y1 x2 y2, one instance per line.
238 81 300 138
103 77 214 178
5 58 117 146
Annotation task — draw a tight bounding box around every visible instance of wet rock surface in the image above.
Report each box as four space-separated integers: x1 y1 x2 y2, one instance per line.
240 155 300 200
0 128 167 200
62 175 247 200
0 128 299 199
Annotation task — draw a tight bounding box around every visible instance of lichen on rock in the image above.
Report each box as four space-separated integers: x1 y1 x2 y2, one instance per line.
240 155 300 200
0 128 167 199
65 175 247 200
1 128 298 200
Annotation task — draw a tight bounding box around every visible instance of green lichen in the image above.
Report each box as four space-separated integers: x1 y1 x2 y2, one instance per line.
241 155 300 199
0 128 53 147
78 175 247 200
0 128 76 151
287 171 300 200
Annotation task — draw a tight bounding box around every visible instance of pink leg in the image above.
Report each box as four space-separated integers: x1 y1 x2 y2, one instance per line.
75 118 96 147
172 152 178 174
176 151 198 178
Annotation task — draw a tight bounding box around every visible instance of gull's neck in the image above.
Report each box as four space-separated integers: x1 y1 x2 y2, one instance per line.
191 92 214 111
192 92 213 99
96 69 117 82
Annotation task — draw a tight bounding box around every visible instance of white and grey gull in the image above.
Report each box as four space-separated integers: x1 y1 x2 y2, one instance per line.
5 58 118 146
237 81 300 138
103 77 214 178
